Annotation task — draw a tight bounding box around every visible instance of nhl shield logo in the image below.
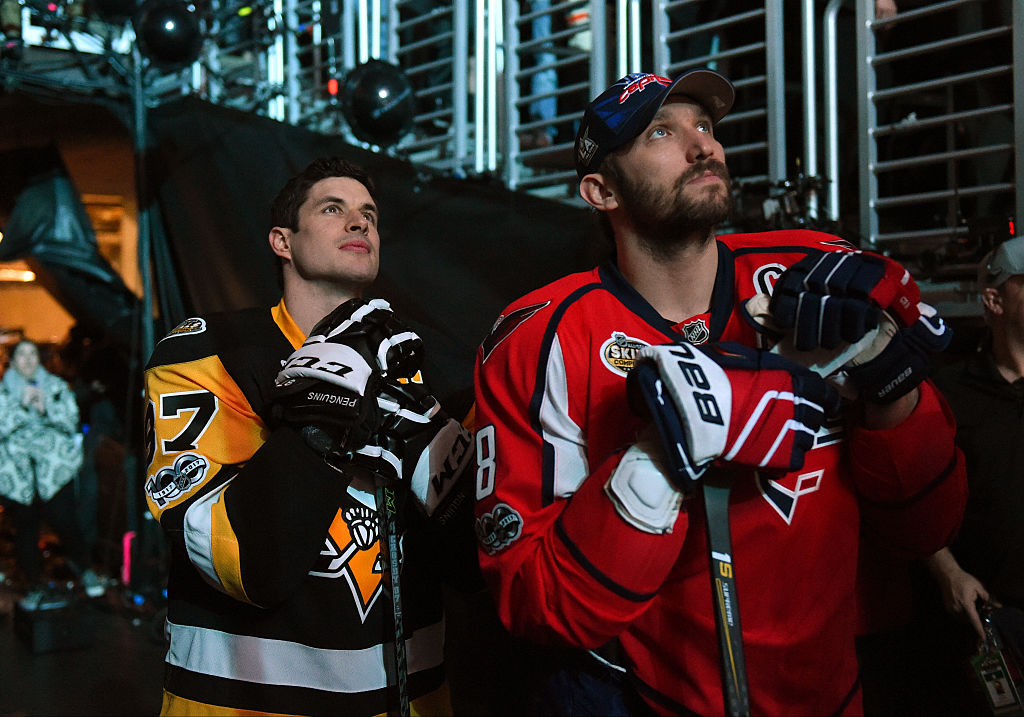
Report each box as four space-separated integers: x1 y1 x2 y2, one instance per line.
682 319 710 345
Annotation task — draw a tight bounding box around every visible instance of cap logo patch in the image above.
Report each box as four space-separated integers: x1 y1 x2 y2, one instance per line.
577 126 598 169
617 73 671 103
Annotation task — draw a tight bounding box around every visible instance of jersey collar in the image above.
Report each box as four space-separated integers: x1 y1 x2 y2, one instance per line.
598 240 736 342
272 298 307 349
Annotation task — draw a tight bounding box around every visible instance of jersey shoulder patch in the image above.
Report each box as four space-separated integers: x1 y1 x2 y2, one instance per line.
480 302 550 363
479 269 602 364
147 307 277 369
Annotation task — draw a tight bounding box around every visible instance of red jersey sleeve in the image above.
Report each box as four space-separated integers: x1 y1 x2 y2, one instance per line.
848 379 967 557
473 293 687 648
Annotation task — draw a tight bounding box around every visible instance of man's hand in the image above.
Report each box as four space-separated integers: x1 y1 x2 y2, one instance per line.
927 547 993 642
627 341 840 490
875 0 897 19
21 385 44 413
304 297 423 381
747 291 951 406
768 251 921 351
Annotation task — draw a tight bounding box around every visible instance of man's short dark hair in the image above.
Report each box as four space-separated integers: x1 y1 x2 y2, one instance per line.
270 157 377 287
270 157 377 232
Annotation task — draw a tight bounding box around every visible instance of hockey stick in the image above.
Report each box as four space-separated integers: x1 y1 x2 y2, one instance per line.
699 297 885 716
375 482 410 717
702 468 749 717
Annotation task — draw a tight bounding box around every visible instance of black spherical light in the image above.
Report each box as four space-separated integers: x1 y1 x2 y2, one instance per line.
340 60 416 147
133 0 203 67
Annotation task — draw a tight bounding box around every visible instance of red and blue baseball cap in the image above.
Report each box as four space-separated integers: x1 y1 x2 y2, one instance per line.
574 69 735 178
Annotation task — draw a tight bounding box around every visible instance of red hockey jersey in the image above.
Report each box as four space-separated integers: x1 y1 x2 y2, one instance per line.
473 230 966 716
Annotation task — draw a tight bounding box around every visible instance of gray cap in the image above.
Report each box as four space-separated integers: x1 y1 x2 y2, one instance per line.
979 236 1024 288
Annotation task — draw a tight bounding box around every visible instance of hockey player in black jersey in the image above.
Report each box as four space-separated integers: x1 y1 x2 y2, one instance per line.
144 157 475 716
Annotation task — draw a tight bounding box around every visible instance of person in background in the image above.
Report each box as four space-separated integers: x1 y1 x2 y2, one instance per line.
0 339 102 609
926 235 1024 711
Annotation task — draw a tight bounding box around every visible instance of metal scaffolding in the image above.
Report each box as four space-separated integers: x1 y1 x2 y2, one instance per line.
3 0 1021 307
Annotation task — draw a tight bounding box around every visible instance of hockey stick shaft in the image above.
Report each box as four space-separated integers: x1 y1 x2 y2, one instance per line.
702 469 750 717
376 483 410 717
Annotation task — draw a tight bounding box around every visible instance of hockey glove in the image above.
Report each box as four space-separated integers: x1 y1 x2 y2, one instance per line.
627 341 840 489
303 297 423 380
841 302 952 403
345 382 474 524
272 298 423 454
769 251 921 351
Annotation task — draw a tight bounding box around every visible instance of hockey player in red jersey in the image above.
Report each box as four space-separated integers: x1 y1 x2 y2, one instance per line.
473 70 967 716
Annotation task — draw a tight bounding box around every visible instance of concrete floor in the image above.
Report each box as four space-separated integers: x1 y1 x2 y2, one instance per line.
0 585 166 716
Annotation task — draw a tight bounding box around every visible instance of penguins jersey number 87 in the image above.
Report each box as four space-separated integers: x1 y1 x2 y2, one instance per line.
144 303 450 717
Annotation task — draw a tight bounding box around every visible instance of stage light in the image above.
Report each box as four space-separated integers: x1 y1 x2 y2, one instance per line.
0 258 36 282
0 267 35 282
340 60 415 147
133 0 203 68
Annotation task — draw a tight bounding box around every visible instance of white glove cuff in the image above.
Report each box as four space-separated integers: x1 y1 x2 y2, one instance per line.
604 439 684 535
409 418 472 515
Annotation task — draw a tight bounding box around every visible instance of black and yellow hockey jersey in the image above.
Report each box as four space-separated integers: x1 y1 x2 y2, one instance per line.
144 299 452 716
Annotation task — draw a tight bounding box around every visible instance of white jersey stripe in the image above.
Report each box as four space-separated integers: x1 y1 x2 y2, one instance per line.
165 618 445 692
183 478 233 591
540 333 589 499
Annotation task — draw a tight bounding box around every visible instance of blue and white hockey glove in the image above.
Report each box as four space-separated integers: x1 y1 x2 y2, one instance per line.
768 251 921 351
841 302 952 403
627 341 840 490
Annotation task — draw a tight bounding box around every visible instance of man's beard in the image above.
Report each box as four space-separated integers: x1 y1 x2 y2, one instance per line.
617 159 734 259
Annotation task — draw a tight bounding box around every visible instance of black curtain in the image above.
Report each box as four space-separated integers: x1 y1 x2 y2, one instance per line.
146 97 606 411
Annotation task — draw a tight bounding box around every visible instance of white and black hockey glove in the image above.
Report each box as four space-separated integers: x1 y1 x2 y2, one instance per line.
272 297 424 459
344 382 474 525
627 341 840 490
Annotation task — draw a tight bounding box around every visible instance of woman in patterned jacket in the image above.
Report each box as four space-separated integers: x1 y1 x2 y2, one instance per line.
0 339 96 608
